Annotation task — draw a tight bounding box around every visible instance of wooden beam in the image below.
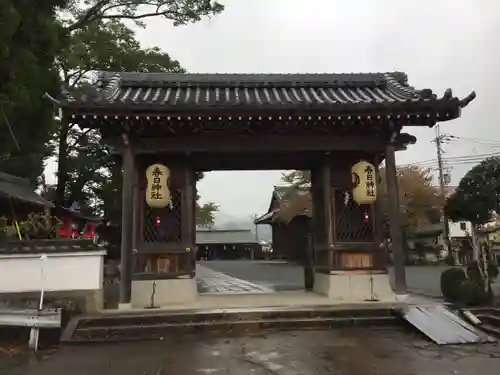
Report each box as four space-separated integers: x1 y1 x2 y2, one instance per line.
385 142 407 294
117 134 388 154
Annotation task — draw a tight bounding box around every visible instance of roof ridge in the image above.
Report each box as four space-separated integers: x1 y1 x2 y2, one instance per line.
96 71 393 90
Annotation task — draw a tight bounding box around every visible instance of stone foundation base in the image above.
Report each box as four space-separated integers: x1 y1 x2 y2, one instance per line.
313 272 395 301
118 303 133 310
131 278 197 308
0 289 104 315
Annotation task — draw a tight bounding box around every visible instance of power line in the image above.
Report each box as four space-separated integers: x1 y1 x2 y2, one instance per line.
400 150 500 168
447 135 500 146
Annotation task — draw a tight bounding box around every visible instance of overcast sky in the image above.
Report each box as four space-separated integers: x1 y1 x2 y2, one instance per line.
130 0 500 219
47 0 499 221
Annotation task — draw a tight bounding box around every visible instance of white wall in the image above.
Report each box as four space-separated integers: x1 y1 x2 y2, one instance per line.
449 221 472 238
0 251 106 293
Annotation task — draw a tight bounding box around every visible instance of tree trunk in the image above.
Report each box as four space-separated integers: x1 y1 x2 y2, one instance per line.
55 120 70 209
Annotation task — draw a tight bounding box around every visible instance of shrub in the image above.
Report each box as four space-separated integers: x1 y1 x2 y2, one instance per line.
444 254 456 266
457 280 489 306
440 267 467 302
466 260 499 285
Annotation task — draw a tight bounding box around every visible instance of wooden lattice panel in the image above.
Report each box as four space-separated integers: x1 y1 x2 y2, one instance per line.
142 190 182 243
334 189 374 242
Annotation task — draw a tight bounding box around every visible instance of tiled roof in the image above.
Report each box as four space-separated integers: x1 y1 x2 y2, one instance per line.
255 186 309 224
254 210 278 225
63 71 476 116
274 186 296 200
0 172 53 207
196 229 257 244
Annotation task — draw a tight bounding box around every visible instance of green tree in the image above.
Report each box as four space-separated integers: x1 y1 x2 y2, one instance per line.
197 201 219 227
62 0 224 31
280 166 443 229
0 0 66 182
444 158 500 302
379 165 444 228
280 170 310 188
55 19 219 226
445 157 500 225
54 18 186 209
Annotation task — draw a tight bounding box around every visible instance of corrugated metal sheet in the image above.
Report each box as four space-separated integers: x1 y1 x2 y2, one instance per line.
196 229 257 245
400 304 496 345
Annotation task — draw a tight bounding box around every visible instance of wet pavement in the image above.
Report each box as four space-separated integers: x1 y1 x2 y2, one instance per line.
203 260 305 291
196 264 274 294
2 327 500 374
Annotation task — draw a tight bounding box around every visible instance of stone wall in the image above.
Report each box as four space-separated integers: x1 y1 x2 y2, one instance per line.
0 289 103 317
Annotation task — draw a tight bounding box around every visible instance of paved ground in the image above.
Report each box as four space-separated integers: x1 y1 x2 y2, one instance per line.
2 327 500 374
200 260 305 291
196 264 273 294
202 260 500 297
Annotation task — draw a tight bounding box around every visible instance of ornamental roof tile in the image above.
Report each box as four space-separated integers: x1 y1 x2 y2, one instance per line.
62 71 475 116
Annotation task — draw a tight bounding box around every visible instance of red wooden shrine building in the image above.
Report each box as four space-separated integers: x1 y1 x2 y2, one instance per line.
57 71 475 307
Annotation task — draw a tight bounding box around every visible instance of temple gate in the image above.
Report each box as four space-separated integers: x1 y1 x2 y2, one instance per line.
59 72 475 308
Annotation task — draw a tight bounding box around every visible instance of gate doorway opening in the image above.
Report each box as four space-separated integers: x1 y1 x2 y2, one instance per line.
59 71 475 309
194 170 309 295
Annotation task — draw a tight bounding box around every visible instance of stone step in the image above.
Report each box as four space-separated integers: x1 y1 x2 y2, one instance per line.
469 308 500 318
477 314 500 326
479 323 500 338
66 315 399 343
462 310 500 339
61 305 400 343
75 305 395 329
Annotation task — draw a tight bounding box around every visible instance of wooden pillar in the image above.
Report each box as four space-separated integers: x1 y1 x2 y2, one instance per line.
373 160 387 270
181 165 196 275
119 142 135 304
385 143 406 294
322 164 334 264
131 162 140 271
311 160 333 269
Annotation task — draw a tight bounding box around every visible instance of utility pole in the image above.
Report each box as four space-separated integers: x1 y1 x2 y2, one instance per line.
434 125 456 264
253 213 259 242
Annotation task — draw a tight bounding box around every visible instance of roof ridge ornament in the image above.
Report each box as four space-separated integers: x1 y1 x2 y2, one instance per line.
459 91 476 108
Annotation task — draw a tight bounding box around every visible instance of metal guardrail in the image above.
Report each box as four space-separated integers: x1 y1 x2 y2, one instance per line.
0 308 62 351
0 308 61 329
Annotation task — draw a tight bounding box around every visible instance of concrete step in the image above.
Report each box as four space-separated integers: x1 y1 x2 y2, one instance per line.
61 305 400 343
66 315 399 343
74 305 395 330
